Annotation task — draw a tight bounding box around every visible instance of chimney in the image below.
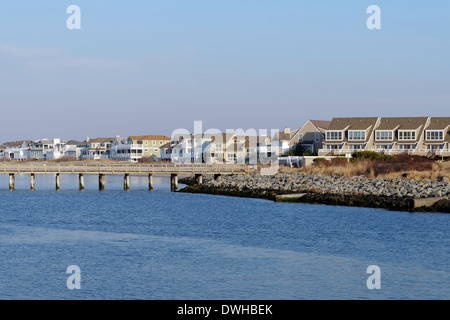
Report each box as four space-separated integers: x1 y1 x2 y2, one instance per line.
284 127 290 134
86 137 90 142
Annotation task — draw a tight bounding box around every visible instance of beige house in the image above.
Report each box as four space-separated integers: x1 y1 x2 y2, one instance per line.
423 117 450 156
373 117 429 154
289 120 331 154
318 116 450 157
319 117 379 156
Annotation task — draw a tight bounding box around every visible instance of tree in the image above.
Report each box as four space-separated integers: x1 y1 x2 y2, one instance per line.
289 142 308 156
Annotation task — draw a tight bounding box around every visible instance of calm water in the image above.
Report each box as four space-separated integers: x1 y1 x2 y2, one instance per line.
0 173 448 300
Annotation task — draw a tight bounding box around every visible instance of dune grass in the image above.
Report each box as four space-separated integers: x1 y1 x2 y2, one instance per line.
276 155 450 180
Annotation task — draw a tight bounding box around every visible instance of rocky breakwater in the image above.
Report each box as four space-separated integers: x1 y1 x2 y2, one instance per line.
180 173 450 213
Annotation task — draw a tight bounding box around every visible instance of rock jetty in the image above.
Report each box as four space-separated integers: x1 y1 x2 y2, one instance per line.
180 173 450 213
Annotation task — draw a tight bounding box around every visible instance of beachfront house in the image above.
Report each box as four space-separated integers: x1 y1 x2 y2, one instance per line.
29 139 64 160
80 137 113 160
318 116 450 157
110 135 171 162
1 141 31 160
422 117 450 157
288 120 331 154
319 117 379 156
373 117 429 155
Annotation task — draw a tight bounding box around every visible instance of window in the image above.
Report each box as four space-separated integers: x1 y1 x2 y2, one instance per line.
427 144 443 151
398 130 416 140
315 133 320 143
375 131 393 141
426 131 444 140
299 133 303 142
152 141 156 146
399 144 415 150
348 130 366 141
349 144 365 150
326 144 340 150
326 131 343 141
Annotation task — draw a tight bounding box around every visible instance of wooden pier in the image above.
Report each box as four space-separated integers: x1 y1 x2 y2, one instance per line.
1 162 248 191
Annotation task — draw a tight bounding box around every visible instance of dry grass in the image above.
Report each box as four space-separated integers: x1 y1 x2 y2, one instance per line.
300 157 450 180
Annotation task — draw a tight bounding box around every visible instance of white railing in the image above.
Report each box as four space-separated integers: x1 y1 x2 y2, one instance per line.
436 149 450 156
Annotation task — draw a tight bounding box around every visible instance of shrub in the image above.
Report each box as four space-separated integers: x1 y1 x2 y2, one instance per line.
313 157 327 164
351 151 388 162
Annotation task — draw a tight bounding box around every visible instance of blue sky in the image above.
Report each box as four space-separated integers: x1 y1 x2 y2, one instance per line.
0 1 449 141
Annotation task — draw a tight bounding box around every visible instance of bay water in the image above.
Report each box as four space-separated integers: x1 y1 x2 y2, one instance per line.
0 174 448 299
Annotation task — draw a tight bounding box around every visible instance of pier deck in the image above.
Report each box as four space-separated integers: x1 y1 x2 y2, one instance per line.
0 162 248 175
0 162 248 191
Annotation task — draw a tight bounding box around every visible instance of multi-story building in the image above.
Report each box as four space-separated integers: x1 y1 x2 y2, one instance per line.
80 137 113 160
110 135 171 162
288 120 331 154
318 116 450 157
373 117 429 154
422 117 450 156
319 117 379 156
29 139 56 160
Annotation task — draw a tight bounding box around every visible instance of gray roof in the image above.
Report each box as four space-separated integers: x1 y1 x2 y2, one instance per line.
113 136 129 145
326 117 379 143
309 120 331 132
327 117 379 131
425 117 450 143
426 117 450 130
376 117 428 131
66 140 81 145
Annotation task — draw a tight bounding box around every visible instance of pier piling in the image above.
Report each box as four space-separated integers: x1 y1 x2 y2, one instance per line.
30 174 35 191
124 174 130 190
9 173 15 191
171 174 178 191
79 174 84 191
148 174 154 191
99 174 106 191
56 174 61 191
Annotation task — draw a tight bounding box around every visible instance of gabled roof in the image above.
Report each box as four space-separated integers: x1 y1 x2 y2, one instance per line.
88 138 114 144
376 117 428 131
66 140 82 145
3 140 32 147
426 117 450 130
309 120 331 132
113 136 129 145
425 117 450 143
327 117 379 131
129 135 171 141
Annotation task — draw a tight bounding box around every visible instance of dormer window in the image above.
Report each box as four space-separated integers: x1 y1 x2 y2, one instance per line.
398 130 416 140
326 131 343 141
426 130 444 141
375 130 393 141
348 130 366 141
